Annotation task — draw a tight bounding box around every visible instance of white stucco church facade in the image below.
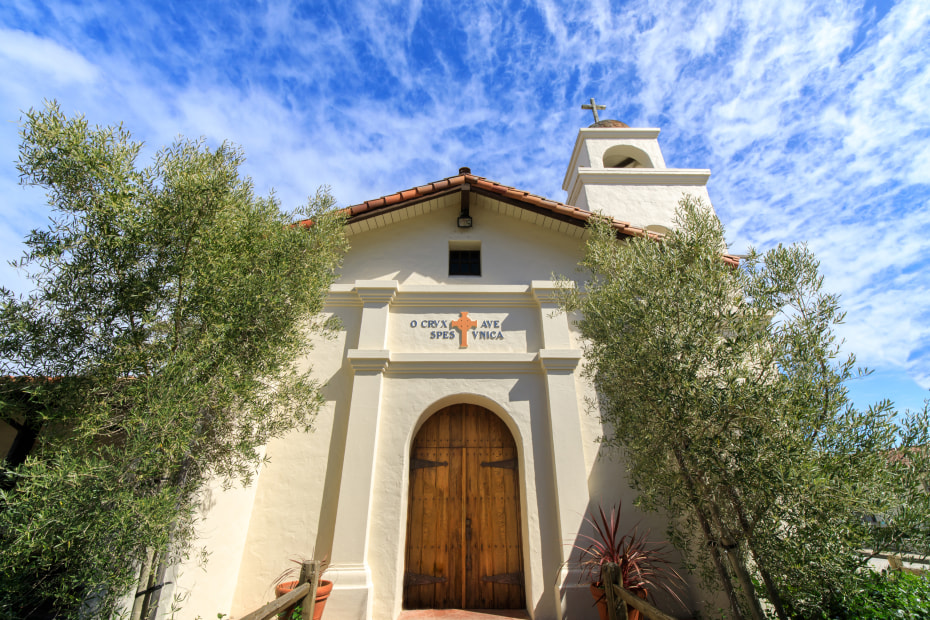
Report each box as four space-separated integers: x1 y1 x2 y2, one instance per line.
173 119 721 620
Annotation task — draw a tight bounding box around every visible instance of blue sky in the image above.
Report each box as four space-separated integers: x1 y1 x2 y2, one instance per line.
0 0 928 413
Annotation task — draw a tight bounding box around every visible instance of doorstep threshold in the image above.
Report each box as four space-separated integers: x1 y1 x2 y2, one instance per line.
398 610 530 620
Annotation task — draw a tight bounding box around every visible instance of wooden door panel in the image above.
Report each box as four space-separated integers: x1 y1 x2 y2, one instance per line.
405 405 524 610
405 444 463 608
466 441 524 609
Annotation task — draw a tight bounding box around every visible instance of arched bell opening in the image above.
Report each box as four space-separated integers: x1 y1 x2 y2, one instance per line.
403 403 526 611
603 144 653 168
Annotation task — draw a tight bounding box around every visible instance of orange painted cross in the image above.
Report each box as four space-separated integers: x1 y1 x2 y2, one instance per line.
450 311 478 348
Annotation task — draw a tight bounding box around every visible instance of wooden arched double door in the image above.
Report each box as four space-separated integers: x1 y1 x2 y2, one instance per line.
403 404 525 610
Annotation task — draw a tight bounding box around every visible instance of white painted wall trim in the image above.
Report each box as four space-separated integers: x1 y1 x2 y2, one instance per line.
330 283 553 309
577 168 711 185
387 352 539 374
566 168 711 207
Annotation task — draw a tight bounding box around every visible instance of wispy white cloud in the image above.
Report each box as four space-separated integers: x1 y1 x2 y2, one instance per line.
0 0 927 406
0 28 98 86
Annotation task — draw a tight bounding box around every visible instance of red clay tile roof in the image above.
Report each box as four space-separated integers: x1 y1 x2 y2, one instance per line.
303 172 739 266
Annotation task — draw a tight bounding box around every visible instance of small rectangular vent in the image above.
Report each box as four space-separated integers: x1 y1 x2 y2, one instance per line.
449 249 481 276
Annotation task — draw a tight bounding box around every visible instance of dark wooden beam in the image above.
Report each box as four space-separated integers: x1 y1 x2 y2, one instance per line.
460 183 471 217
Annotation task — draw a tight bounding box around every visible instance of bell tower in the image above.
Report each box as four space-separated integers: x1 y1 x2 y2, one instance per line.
562 116 715 232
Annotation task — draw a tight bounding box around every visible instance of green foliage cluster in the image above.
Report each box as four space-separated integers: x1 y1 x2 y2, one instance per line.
820 570 930 620
0 102 347 618
560 197 930 619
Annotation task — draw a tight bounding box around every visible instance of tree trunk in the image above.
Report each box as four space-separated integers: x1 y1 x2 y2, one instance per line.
673 449 747 620
130 549 154 620
705 502 766 620
138 549 162 620
727 486 789 620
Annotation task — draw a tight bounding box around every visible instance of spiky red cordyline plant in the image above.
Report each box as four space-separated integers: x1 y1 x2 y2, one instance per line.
575 504 687 609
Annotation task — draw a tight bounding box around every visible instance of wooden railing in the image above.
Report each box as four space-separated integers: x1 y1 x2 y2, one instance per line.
888 554 928 576
240 561 321 620
601 563 679 620
236 559 678 620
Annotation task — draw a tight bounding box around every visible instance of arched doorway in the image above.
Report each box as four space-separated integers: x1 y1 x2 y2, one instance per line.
403 403 525 610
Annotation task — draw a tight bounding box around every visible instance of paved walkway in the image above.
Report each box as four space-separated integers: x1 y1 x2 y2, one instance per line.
398 610 530 620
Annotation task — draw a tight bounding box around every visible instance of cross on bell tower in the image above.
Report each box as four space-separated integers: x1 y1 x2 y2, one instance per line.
581 97 607 123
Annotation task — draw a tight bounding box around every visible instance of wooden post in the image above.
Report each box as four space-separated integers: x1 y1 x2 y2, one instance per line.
239 583 310 620
603 563 627 620
298 560 320 620
613 584 680 620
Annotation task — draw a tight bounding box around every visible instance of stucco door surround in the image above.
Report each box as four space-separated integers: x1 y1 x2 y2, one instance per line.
404 404 525 610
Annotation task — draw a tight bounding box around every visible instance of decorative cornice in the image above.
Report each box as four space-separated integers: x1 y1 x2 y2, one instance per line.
347 349 390 372
577 127 661 140
345 349 586 374
531 280 573 304
354 280 399 305
387 352 539 375
565 168 711 207
576 168 711 186
325 286 364 308
394 285 536 308
538 349 582 372
328 284 565 308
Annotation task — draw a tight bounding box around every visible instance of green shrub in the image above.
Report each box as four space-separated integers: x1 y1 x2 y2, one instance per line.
820 570 930 619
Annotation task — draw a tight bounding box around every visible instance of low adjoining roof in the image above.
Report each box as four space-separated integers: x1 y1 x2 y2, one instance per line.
302 170 738 266
323 170 656 237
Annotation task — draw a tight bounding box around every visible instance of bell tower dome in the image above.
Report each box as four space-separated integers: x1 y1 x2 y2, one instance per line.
561 118 715 230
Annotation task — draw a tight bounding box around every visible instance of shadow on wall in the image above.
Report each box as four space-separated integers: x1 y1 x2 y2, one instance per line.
313 308 362 561
560 436 698 619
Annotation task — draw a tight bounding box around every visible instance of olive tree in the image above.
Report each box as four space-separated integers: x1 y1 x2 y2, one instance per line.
560 197 929 619
0 102 347 619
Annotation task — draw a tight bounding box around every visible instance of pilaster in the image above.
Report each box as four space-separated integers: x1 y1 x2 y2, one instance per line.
354 280 398 349
532 281 589 618
326 280 397 620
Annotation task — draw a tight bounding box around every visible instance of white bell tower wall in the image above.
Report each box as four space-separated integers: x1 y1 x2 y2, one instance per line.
562 127 716 230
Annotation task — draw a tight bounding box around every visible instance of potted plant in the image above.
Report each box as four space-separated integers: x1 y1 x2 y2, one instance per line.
272 556 333 620
574 504 686 620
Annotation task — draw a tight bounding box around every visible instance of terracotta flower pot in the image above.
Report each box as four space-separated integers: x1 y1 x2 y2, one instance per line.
589 583 646 620
275 579 333 620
